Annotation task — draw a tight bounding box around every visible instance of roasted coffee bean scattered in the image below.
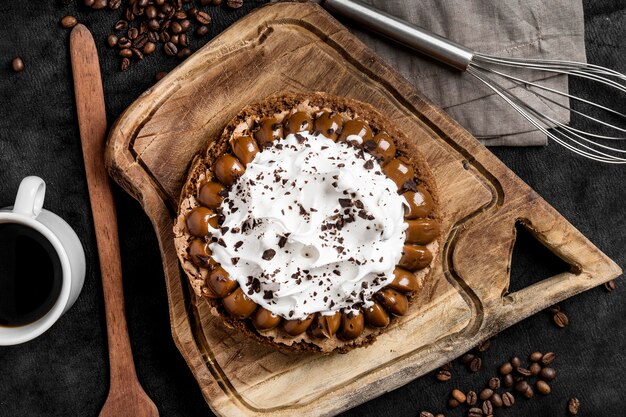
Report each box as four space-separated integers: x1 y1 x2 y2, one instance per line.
540 367 556 381
469 357 482 372
226 0 244 8
107 34 119 48
60 15 78 28
467 407 483 417
499 362 513 375
11 57 24 72
120 57 130 71
436 370 452 382
503 373 514 387
529 362 541 376
476 339 491 352
466 390 477 406
488 377 500 390
530 351 543 362
441 362 453 371
460 353 475 364
516 366 532 377
567 397 580 415
510 356 522 368
481 400 493 415
536 380 551 395
553 311 569 328
541 352 556 365
479 389 493 401
420 412 434 417
490 393 502 408
448 398 460 409
604 279 616 292
501 392 515 407
451 389 466 404
547 304 560 314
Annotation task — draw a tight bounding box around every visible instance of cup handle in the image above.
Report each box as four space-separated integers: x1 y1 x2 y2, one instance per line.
13 176 46 219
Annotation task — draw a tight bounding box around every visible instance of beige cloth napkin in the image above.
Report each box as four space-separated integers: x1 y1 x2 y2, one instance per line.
350 0 587 146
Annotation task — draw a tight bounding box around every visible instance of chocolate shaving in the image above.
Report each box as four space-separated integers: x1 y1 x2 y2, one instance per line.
363 160 374 170
262 249 276 261
278 235 288 248
231 257 240 265
263 290 274 300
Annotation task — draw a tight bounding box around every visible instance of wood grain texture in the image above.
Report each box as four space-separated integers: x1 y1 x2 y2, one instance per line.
104 5 621 417
69 24 158 417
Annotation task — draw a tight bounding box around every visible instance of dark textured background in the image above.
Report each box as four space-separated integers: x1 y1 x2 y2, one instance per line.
0 1 624 416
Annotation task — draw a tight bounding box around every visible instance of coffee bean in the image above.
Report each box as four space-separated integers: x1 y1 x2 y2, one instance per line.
127 27 138 40
138 0 148 6
467 407 483 417
451 389 466 404
479 389 493 401
155 0 165 5
119 48 133 58
212 0 223 5
448 398 460 409
159 31 170 43
164 41 178 56
476 339 491 352
567 397 580 415
460 353 475 364
133 34 147 48
92 0 107 9
84 0 95 6
420 412 434 417
466 391 477 406
175 11 187 19
120 57 130 71
131 47 144 60
114 20 128 31
196 11 211 25
540 367 556 381
125 8 135 22
523 386 534 399
488 377 500 390
435 414 444 417
196 25 209 37
170 34 179 45
180 19 191 32
503 373 514 387
60 15 78 29
499 362 513 375
132 3 145 16
11 57 24 72
148 31 158 42
541 352 556 365
536 380 550 395
117 37 132 49
515 380 530 394
155 71 168 81
510 356 521 368
502 392 515 407
469 357 482 372
514 375 524 383
179 33 188 47
529 362 541 376
516 367 532 377
547 304 560 313
107 34 119 48
553 311 569 327
226 0 243 8
441 362 453 371
436 370 452 382
490 393 502 408
142 42 156 55
108 0 121 9
530 351 543 362
482 400 493 415
604 279 616 292
171 21 183 34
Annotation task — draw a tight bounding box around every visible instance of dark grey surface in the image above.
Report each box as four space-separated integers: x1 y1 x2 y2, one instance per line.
0 1 624 416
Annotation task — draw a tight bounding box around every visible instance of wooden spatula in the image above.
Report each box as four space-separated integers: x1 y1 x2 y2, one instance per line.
69 24 159 417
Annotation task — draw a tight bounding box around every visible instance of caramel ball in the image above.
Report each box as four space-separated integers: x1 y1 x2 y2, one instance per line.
186 207 218 237
208 266 238 297
231 135 260 165
364 302 390 327
309 312 341 339
405 219 440 245
188 238 215 268
402 185 434 219
254 117 283 147
363 132 396 163
338 119 373 143
382 157 414 189
284 111 313 135
252 307 282 331
214 154 245 186
375 289 408 316
339 311 365 340
398 245 433 271
388 267 421 293
222 288 257 319
197 181 225 209
283 315 314 336
314 111 343 141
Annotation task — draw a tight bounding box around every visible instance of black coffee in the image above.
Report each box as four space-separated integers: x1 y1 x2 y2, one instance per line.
0 223 62 327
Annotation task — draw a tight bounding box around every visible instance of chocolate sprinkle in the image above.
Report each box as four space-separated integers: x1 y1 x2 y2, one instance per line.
262 249 276 261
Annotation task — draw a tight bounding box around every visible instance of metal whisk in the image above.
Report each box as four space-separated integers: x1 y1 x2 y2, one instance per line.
319 0 626 164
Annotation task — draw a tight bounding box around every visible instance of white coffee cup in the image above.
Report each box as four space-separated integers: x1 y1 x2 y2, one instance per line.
0 176 86 345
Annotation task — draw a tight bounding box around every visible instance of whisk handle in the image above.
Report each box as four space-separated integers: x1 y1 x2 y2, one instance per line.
322 0 474 71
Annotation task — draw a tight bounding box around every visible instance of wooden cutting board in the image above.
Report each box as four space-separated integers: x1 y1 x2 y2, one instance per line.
105 3 621 416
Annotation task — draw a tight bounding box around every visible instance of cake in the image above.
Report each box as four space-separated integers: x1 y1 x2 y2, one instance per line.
173 92 442 353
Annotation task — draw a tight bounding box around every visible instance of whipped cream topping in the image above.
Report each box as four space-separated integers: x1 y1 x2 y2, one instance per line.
209 132 407 320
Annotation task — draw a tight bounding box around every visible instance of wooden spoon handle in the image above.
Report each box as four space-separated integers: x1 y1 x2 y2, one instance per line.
70 24 137 385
